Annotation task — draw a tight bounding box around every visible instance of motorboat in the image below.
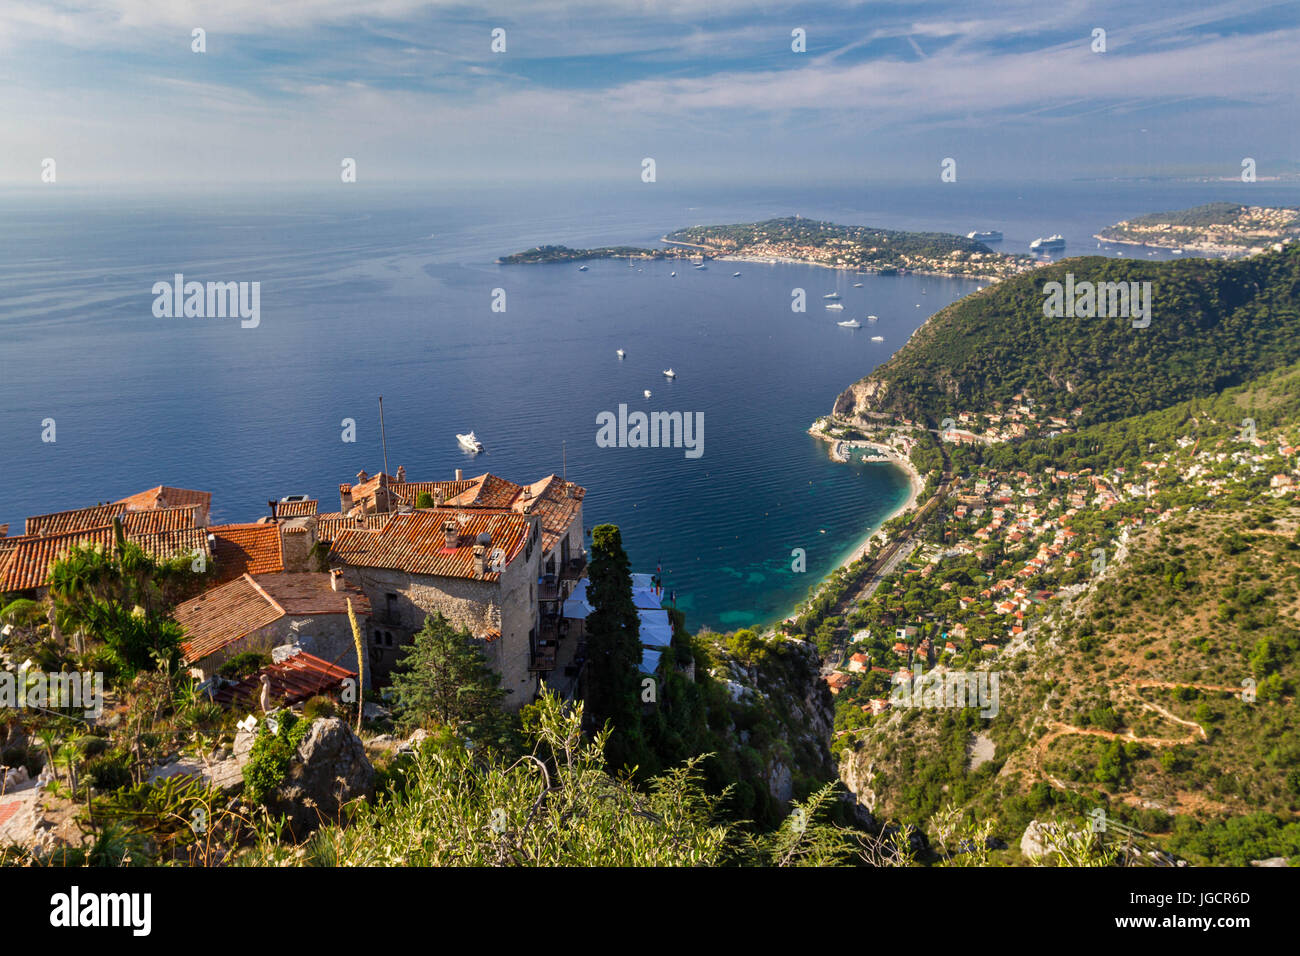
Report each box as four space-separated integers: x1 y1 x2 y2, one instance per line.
663 369 676 378
457 432 484 453
837 319 862 328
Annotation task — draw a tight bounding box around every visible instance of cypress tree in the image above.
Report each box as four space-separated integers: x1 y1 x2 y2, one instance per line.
584 524 646 769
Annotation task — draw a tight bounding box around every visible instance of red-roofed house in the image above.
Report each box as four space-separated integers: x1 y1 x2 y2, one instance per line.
175 571 370 680
330 508 544 700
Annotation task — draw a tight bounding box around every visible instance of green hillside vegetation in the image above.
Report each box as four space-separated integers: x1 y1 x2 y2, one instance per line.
837 243 1300 427
835 361 1300 864
1126 202 1246 228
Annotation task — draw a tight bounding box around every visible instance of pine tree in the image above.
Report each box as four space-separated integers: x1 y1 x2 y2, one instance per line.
584 524 646 769
389 612 513 749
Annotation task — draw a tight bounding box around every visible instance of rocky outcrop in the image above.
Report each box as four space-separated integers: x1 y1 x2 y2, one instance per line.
267 717 374 839
833 376 890 419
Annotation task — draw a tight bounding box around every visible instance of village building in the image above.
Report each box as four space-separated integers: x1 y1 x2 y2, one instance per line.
174 571 370 681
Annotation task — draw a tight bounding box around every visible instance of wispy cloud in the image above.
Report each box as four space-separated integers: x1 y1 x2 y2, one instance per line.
2 0 1296 185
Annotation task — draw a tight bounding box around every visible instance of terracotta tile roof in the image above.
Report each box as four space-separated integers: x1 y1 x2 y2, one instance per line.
513 475 585 554
331 509 531 582
176 574 286 663
211 651 357 707
390 480 476 506
176 572 370 664
317 512 392 542
131 528 210 565
275 500 318 517
210 523 283 582
25 504 125 536
116 485 212 515
121 505 200 535
252 572 370 618
447 473 524 509
0 528 112 591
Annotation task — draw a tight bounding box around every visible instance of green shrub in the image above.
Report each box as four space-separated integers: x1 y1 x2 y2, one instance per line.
218 652 272 680
243 712 312 805
302 696 337 721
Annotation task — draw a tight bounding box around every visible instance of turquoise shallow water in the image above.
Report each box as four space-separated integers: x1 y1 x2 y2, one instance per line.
5 180 1294 630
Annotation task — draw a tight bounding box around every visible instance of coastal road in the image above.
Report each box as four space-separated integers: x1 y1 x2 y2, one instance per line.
822 442 953 665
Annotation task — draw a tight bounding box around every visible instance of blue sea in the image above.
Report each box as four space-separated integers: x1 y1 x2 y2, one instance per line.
3 178 1298 630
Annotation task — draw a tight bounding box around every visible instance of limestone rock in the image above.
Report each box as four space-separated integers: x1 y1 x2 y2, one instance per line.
268 717 374 839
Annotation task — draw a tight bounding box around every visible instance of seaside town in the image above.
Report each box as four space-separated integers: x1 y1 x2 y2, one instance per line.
802 398 1300 732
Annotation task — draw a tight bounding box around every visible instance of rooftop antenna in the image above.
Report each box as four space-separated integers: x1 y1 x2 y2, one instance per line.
379 395 390 478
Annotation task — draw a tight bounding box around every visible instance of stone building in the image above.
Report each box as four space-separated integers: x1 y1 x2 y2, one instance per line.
174 570 371 680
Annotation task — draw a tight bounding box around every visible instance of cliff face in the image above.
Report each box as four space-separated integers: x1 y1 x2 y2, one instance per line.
704 635 837 806
833 376 889 419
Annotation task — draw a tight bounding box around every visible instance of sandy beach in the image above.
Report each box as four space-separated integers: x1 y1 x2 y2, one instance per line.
768 426 926 632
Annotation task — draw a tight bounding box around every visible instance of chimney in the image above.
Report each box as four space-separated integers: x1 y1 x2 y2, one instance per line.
356 469 369 483
472 544 488 578
443 520 459 549
455 468 463 481
396 465 407 482
330 568 344 592
522 485 532 500
268 499 278 520
566 482 575 499
434 488 445 508
340 484 354 514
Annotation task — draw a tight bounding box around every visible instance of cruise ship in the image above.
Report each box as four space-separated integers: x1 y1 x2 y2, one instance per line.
1030 234 1066 252
967 230 1003 242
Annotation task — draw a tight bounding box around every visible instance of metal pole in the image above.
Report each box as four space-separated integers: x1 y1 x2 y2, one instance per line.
379 395 390 477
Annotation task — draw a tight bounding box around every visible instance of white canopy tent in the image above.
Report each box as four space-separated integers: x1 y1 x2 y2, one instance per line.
561 576 674 654
640 648 663 675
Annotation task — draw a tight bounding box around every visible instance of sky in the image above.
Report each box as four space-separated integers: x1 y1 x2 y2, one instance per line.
1 0 1298 186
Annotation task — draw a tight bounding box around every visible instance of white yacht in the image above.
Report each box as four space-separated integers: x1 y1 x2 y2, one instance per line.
837 319 862 328
578 265 588 271
732 271 741 277
663 368 676 379
617 349 626 359
825 302 845 311
870 335 884 342
643 389 652 399
852 282 864 287
670 271 676 277
457 432 484 454
823 292 841 300
866 314 879 322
